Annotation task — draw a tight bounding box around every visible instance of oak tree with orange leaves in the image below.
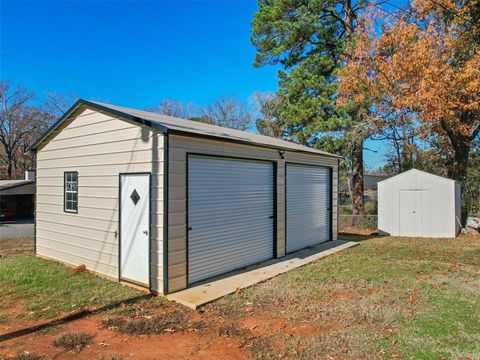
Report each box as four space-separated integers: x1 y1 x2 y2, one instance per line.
338 0 480 186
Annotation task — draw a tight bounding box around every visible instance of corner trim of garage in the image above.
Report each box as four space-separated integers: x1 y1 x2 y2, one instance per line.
167 239 358 310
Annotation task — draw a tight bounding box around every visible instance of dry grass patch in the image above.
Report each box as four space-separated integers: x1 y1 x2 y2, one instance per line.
102 311 190 335
209 235 480 359
0 239 33 258
6 353 44 360
52 331 92 352
216 321 246 338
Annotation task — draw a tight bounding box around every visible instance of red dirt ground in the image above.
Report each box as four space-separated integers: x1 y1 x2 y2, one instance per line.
0 306 345 360
1 314 246 360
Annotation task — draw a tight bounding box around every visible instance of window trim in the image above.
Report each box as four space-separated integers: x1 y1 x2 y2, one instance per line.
64 171 78 214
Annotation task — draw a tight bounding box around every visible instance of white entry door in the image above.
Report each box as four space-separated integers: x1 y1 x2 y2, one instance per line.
399 190 430 237
286 164 331 253
120 173 150 286
188 155 275 284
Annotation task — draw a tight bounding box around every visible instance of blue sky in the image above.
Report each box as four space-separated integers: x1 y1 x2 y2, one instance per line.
1 0 396 170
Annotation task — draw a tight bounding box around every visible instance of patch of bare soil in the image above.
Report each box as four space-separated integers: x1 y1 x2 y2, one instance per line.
0 308 47 335
331 290 359 300
339 227 377 236
0 310 246 360
458 232 480 240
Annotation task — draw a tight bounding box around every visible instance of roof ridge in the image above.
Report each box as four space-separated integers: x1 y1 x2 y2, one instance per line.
31 99 340 159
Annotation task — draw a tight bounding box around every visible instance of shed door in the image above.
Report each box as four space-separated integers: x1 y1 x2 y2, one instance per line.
188 155 275 284
286 164 331 253
399 190 430 237
120 173 150 287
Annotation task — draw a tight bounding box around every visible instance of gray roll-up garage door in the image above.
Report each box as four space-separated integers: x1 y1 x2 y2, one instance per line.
286 164 331 253
188 155 275 284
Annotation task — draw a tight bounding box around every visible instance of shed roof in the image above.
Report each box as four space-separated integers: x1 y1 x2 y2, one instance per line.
0 180 34 191
378 169 458 184
30 100 340 158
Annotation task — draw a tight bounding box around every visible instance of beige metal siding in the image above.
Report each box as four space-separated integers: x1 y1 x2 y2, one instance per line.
167 134 338 293
35 108 164 292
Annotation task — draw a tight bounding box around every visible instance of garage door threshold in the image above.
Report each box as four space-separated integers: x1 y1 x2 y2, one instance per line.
167 240 358 309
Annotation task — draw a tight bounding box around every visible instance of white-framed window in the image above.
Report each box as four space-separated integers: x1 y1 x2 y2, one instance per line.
64 171 78 213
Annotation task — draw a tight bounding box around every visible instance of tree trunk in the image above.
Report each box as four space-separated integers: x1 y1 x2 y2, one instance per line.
6 152 13 180
450 144 470 183
441 120 471 183
351 139 364 215
441 119 473 223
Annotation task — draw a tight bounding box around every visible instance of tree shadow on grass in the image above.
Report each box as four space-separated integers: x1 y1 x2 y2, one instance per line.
338 232 380 242
0 294 153 343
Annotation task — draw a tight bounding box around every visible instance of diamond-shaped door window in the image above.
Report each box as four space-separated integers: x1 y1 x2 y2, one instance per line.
130 189 140 205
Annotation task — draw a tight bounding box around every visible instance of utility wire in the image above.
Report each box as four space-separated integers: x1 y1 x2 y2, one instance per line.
121 0 276 82
63 0 254 86
364 0 413 22
1 52 157 103
370 0 479 30
428 0 480 29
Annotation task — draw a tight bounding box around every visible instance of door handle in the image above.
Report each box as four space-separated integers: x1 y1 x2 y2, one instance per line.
187 226 192 231
269 215 274 219
143 230 148 235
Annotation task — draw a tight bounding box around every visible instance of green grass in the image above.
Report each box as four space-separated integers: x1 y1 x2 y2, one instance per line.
0 256 143 319
212 235 480 359
1 236 479 359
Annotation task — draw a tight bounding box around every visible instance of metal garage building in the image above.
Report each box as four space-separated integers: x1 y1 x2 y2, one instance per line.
31 100 340 294
0 171 35 221
378 169 461 238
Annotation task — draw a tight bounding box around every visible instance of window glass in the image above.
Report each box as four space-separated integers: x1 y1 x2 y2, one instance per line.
64 172 78 212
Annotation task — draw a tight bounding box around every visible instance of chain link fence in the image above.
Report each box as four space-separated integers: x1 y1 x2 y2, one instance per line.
339 214 378 230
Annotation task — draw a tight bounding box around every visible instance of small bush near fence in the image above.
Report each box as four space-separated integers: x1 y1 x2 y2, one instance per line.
339 214 378 230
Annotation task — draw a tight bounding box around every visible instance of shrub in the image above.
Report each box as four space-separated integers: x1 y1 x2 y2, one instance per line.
364 200 377 215
10 353 43 360
52 332 92 352
102 311 189 335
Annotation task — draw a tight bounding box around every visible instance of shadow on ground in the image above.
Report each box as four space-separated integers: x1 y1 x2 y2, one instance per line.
0 294 153 343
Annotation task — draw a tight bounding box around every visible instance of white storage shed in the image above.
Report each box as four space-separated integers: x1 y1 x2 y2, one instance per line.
30 100 340 295
378 169 461 238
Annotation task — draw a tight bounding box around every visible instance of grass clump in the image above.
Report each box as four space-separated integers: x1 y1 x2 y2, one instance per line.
216 322 245 338
8 352 43 360
102 311 189 335
52 331 92 352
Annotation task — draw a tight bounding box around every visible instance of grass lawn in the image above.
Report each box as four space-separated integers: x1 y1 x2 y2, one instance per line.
0 234 479 359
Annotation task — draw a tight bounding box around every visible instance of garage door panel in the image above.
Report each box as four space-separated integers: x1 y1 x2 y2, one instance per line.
286 164 331 253
188 156 274 284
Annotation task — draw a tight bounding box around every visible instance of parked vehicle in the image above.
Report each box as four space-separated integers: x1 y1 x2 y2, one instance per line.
0 207 14 221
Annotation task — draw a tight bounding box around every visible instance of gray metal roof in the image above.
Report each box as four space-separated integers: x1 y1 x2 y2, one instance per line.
0 180 34 191
378 169 459 184
31 99 340 158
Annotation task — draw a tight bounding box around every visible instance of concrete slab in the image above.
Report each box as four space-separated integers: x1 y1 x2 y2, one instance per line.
167 240 358 309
